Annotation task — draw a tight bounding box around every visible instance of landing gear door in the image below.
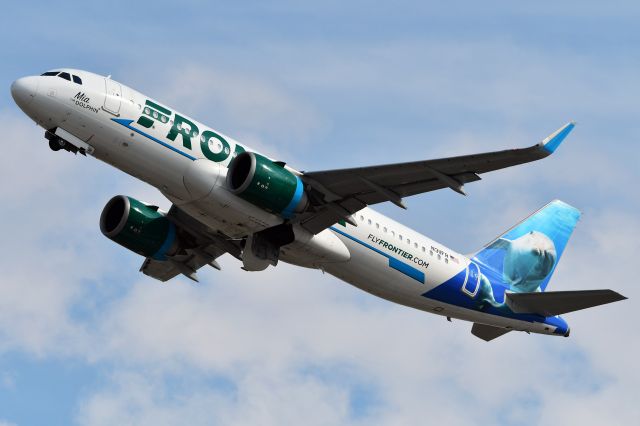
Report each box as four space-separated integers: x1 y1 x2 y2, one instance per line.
103 78 122 115
462 261 480 297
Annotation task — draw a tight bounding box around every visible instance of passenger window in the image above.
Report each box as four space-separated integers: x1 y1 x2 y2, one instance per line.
399 235 403 241
376 223 379 229
391 231 395 237
414 242 418 249
367 219 372 225
41 71 59 76
422 246 426 252
58 72 71 81
407 238 410 244
72 75 82 85
359 215 364 222
383 227 387 233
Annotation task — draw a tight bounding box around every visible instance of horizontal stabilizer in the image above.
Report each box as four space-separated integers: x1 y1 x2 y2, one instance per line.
505 289 627 317
471 323 511 341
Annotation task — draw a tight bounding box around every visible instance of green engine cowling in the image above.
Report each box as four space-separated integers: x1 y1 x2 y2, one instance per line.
99 195 177 260
226 152 308 218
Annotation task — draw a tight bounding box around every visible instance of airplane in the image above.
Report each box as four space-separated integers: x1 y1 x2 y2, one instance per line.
10 68 626 341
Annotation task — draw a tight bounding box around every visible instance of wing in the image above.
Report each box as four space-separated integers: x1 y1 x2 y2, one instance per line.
505 289 627 317
297 122 575 233
140 205 242 282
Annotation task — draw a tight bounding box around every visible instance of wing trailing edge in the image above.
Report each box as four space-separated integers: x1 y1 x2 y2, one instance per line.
299 121 577 234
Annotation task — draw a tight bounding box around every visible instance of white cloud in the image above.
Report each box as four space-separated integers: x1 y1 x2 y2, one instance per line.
1 25 639 426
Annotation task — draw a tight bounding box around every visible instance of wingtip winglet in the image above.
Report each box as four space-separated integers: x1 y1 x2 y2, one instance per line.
541 121 576 154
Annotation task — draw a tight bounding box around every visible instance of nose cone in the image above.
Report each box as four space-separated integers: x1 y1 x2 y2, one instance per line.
11 76 39 110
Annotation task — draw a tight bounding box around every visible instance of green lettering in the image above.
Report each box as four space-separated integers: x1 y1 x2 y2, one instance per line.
167 114 199 150
137 100 171 128
200 130 231 162
233 143 245 159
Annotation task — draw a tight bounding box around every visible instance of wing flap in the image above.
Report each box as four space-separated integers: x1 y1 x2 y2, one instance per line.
141 244 227 282
505 289 627 317
140 257 181 282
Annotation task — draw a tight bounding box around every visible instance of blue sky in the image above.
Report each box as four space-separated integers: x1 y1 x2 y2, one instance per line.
1 1 639 425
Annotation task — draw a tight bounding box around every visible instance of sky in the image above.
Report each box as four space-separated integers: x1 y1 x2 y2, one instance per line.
0 1 639 425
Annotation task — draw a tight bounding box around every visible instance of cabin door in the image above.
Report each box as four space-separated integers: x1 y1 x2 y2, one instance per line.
103 78 122 115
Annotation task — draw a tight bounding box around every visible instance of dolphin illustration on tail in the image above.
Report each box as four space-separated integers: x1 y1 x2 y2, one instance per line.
473 199 579 295
469 200 625 339
423 200 626 341
486 231 557 293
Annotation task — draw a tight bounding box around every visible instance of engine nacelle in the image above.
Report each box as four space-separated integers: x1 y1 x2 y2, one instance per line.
226 152 308 218
100 195 177 260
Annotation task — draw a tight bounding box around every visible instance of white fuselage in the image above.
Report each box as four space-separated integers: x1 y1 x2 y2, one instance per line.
11 69 562 336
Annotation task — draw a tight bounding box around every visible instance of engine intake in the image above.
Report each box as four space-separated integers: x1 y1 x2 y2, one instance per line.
227 152 308 218
100 195 177 260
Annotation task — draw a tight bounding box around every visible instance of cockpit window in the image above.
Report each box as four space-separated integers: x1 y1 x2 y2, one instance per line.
58 72 71 81
41 71 59 76
72 75 82 85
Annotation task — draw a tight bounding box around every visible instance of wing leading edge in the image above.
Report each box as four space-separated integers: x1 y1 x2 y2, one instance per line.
297 122 576 234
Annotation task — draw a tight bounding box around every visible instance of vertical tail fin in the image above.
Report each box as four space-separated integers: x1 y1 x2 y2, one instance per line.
473 200 581 293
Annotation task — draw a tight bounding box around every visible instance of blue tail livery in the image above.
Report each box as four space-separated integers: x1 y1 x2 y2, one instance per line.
473 199 581 293
423 200 625 340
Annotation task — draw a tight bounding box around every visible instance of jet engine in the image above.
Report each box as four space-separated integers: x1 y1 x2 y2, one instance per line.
100 195 178 260
226 152 308 219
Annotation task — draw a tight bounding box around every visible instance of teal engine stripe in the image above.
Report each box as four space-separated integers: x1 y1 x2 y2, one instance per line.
152 222 176 260
281 175 304 218
330 226 425 283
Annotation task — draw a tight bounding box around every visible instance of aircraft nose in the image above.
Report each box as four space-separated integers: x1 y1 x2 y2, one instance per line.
11 76 39 109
